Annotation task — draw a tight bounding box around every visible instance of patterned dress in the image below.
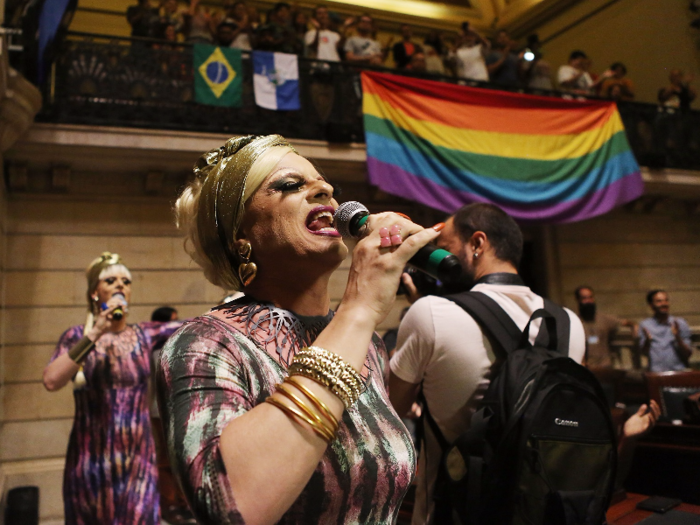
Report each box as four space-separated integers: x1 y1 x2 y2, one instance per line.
50 321 181 525
157 297 416 524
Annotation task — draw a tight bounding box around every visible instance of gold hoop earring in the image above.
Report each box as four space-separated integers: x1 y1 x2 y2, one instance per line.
238 242 257 287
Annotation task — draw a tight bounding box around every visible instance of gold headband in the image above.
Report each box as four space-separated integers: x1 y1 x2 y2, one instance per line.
85 252 125 312
194 134 295 289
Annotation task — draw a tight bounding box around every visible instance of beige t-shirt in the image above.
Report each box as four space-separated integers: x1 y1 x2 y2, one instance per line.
582 313 620 368
390 283 586 525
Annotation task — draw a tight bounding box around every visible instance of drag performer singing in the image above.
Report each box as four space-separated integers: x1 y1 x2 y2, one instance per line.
158 134 443 524
43 253 181 524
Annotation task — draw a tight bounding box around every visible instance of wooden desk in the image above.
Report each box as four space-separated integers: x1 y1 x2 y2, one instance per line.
625 423 700 504
607 493 700 524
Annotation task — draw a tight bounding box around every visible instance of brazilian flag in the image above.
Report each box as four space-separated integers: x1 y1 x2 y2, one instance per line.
194 45 242 107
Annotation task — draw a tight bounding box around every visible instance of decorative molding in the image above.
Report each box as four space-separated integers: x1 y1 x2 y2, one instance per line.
1 458 64 477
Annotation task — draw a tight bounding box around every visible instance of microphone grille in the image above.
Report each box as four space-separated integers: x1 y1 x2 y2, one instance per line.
334 201 369 239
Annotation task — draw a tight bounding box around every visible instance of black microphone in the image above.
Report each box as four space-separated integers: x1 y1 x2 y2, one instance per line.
111 292 126 321
334 201 463 284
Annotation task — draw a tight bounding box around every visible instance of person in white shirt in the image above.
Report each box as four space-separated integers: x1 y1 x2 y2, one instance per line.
557 49 611 95
389 203 586 525
304 5 349 61
450 22 490 82
344 14 384 65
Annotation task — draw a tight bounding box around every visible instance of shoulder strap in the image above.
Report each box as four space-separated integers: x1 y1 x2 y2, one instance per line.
444 291 523 356
543 298 571 356
421 392 450 452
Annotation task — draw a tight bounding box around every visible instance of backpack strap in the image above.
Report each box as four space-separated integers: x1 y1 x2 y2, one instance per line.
444 291 523 357
544 298 571 356
421 393 450 452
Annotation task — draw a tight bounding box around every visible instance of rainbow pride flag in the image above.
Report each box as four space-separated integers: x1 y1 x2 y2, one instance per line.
362 71 644 223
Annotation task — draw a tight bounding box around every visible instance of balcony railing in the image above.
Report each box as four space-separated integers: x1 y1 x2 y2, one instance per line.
38 32 700 170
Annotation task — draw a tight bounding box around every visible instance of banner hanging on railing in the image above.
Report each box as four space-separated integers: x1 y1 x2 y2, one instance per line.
361 71 644 223
194 45 242 107
252 51 300 111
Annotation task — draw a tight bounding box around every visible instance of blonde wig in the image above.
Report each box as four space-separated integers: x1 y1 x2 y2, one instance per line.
175 135 296 290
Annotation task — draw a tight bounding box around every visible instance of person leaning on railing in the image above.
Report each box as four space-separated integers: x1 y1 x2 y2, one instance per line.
158 134 442 524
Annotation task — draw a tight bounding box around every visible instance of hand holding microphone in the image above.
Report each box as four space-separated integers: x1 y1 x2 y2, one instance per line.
109 292 128 321
88 294 128 341
332 204 444 328
334 201 462 284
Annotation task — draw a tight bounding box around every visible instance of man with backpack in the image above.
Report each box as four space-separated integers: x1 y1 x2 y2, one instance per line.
389 203 589 524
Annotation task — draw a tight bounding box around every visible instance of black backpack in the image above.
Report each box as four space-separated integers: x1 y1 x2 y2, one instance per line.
423 291 617 525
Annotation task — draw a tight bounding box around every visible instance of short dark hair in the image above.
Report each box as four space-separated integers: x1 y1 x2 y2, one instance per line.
575 285 593 300
646 289 666 305
610 62 627 74
272 2 290 13
452 203 523 267
569 50 587 61
151 306 177 322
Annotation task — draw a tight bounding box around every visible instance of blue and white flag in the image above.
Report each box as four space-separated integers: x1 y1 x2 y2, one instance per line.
252 51 300 111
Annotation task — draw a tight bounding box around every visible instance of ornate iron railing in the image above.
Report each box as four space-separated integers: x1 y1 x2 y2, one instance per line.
38 32 700 170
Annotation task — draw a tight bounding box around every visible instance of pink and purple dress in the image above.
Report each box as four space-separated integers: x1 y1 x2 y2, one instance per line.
50 321 180 525
157 297 416 524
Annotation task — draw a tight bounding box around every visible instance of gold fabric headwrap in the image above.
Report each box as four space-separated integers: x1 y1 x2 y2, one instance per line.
194 134 295 290
85 252 124 313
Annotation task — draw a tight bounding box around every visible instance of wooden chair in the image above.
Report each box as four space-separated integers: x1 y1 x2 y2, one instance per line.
644 371 700 421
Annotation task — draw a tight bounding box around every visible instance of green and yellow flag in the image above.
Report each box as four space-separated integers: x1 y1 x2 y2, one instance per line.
194 45 242 107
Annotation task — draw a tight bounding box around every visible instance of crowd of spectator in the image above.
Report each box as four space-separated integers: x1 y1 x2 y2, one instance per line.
126 1 697 107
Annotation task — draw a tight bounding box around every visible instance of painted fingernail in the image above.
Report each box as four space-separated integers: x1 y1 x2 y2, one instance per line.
395 212 411 221
432 222 445 232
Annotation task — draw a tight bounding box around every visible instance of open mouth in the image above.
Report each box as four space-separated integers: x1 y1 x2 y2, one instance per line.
306 206 341 237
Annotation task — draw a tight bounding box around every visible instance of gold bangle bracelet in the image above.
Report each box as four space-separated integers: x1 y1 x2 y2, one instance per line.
289 350 364 408
285 376 339 429
276 383 337 435
296 346 365 399
288 362 354 408
265 396 334 443
68 336 96 363
308 346 365 387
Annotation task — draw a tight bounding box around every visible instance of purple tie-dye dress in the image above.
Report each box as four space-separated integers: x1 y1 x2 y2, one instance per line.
157 298 417 524
50 321 180 525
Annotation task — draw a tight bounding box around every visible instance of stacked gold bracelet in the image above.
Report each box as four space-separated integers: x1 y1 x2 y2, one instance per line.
288 346 365 409
265 375 340 443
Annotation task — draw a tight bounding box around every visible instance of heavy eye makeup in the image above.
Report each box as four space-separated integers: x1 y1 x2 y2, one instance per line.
103 277 131 286
267 171 338 196
268 176 306 193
